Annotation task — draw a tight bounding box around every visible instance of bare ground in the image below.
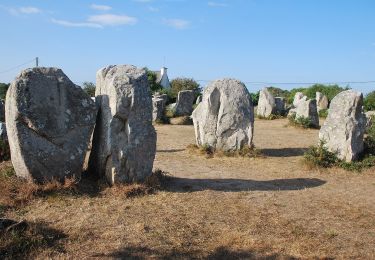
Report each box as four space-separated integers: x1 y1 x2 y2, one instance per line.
3 118 375 259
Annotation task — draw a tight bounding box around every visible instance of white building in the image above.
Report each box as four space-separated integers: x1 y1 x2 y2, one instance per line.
153 67 171 89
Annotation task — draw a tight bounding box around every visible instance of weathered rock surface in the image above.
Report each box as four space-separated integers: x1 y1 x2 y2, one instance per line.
192 78 254 151
293 92 305 107
89 65 156 184
196 95 202 104
174 90 195 116
152 96 166 121
275 97 286 115
256 88 275 117
316 92 329 111
5 67 97 182
365 111 375 131
295 98 319 128
319 90 366 162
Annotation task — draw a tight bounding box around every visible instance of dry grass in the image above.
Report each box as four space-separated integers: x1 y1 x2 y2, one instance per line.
1 119 375 259
187 143 263 159
169 116 193 125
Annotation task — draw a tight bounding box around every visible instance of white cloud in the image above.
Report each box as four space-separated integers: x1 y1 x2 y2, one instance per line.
148 6 159 12
19 6 42 14
163 18 190 29
90 4 112 11
51 18 103 28
88 14 137 26
208 1 228 7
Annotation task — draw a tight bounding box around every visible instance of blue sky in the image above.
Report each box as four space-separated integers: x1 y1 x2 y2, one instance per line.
0 0 374 93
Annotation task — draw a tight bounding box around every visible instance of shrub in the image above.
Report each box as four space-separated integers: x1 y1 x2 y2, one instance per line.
318 109 328 118
304 140 375 171
364 91 375 111
0 83 9 100
288 114 315 129
170 78 201 99
82 82 95 97
249 91 259 106
304 141 339 168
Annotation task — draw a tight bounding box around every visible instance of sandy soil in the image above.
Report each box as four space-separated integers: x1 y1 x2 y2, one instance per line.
6 118 375 259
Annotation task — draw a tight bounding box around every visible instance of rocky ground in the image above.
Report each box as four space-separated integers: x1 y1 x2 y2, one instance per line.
1 118 375 259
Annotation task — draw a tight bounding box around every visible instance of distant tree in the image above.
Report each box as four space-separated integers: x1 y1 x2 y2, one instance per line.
267 86 290 98
287 84 348 104
82 82 96 97
364 91 375 111
0 83 10 100
143 68 162 93
170 78 201 99
249 91 259 106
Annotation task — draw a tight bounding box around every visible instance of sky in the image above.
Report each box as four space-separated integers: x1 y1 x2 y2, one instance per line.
0 0 375 93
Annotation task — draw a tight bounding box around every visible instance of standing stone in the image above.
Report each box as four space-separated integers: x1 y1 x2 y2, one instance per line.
196 95 202 104
256 88 275 118
295 98 319 128
319 90 366 162
293 92 305 107
89 65 156 184
152 96 166 122
5 68 97 182
174 90 195 116
192 78 254 151
275 97 286 115
316 92 329 111
365 111 375 131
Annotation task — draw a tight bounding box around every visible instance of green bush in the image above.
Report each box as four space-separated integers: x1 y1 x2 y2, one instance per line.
318 109 328 118
0 83 9 100
82 82 95 97
364 91 375 111
249 91 259 106
170 78 201 99
287 84 348 105
304 141 339 168
288 113 315 129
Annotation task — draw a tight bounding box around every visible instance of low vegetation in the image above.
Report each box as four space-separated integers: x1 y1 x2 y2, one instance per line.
257 114 284 120
187 144 263 159
318 109 328 118
364 91 375 111
304 121 375 171
288 113 317 129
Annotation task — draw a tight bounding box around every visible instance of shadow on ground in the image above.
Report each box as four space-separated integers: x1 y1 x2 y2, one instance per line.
164 177 326 192
94 245 300 260
261 147 308 157
157 149 185 153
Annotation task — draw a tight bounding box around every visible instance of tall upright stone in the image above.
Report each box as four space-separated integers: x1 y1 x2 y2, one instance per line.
316 92 329 111
89 65 156 184
174 90 195 116
192 78 254 151
319 90 366 162
293 92 305 107
5 68 97 182
275 97 286 115
152 95 167 122
295 98 319 128
256 88 275 118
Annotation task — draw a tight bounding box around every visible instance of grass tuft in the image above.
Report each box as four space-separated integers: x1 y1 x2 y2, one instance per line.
187 144 263 159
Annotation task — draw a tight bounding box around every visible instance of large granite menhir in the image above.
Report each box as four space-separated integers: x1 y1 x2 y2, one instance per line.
5 67 97 183
89 65 156 185
256 88 275 118
319 90 366 162
192 78 254 151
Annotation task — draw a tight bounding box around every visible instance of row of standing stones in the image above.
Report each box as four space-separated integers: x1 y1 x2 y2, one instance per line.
2 65 374 184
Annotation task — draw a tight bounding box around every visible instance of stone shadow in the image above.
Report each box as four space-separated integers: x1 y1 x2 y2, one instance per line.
164 177 326 193
93 245 300 259
261 147 308 157
157 149 185 153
